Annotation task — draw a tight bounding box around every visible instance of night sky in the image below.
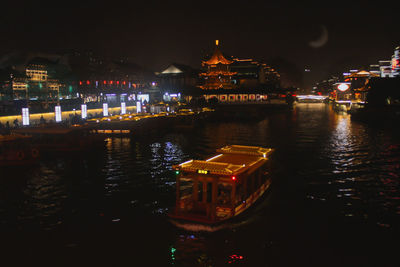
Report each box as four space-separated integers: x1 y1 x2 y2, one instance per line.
1 1 399 88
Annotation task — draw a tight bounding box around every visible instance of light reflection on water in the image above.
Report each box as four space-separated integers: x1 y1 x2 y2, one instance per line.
0 103 399 266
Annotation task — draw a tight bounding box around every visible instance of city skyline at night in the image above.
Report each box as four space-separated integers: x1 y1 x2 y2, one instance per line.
1 1 399 89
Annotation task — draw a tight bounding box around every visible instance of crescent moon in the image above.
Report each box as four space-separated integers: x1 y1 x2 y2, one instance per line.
309 25 328 48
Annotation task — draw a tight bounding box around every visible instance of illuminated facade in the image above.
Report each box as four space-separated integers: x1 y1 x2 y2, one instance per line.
21 64 62 100
342 70 379 102
199 41 280 91
26 64 48 82
391 46 400 77
157 63 198 92
4 63 64 100
200 40 237 90
230 58 280 89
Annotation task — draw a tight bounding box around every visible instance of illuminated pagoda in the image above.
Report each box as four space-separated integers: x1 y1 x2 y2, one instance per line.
200 40 237 90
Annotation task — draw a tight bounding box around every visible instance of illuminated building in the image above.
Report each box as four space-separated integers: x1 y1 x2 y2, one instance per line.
157 63 199 93
22 63 62 100
342 70 379 102
379 60 393 77
76 59 159 103
199 40 280 93
26 64 48 82
200 40 237 90
391 46 400 77
11 79 28 99
376 46 400 78
230 59 280 89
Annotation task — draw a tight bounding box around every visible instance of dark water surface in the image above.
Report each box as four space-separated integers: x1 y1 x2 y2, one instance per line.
1 103 399 266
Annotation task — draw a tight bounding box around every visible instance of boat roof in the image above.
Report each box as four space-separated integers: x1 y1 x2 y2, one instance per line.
11 125 91 135
175 145 273 176
0 134 31 142
217 145 273 157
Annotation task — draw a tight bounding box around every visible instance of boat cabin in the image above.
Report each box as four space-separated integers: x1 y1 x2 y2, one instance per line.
170 145 274 224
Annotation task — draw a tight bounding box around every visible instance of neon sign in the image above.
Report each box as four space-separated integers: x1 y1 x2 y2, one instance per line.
337 83 350 92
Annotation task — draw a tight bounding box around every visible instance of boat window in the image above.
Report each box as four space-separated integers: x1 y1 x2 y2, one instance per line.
217 183 232 205
206 182 212 203
235 183 245 205
255 170 261 189
197 181 203 202
246 174 253 196
179 177 193 199
261 166 267 183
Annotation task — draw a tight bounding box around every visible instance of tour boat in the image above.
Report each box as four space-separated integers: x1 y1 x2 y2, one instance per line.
11 125 106 153
0 134 40 167
169 145 274 226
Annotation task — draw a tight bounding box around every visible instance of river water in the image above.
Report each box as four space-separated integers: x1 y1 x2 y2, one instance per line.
1 103 399 266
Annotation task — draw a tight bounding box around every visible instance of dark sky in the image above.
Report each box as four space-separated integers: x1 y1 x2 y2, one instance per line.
1 1 399 88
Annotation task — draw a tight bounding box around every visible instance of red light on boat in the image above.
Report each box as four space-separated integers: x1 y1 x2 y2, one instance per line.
231 176 236 181
103 80 107 84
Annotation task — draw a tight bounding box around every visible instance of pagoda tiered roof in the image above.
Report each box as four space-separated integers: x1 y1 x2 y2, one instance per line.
203 40 233 65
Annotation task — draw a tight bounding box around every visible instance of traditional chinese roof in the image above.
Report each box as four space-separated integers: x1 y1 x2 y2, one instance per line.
217 145 273 157
159 63 197 75
203 40 233 65
344 70 379 78
161 64 183 74
174 145 273 176
178 160 244 175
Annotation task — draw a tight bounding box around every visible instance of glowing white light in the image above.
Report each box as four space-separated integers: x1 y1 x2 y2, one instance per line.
22 108 29 126
206 154 223 162
338 83 350 91
137 94 149 103
81 104 87 119
121 102 126 115
179 159 193 166
55 106 62 122
103 103 108 116
136 101 141 113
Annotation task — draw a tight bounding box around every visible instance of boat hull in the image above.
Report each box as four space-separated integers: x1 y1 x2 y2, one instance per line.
169 179 272 229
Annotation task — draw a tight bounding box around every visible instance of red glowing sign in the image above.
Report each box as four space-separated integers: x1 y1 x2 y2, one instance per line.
228 254 244 264
110 81 113 85
117 81 120 85
393 58 399 70
86 80 90 85
79 81 82 85
103 80 107 84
